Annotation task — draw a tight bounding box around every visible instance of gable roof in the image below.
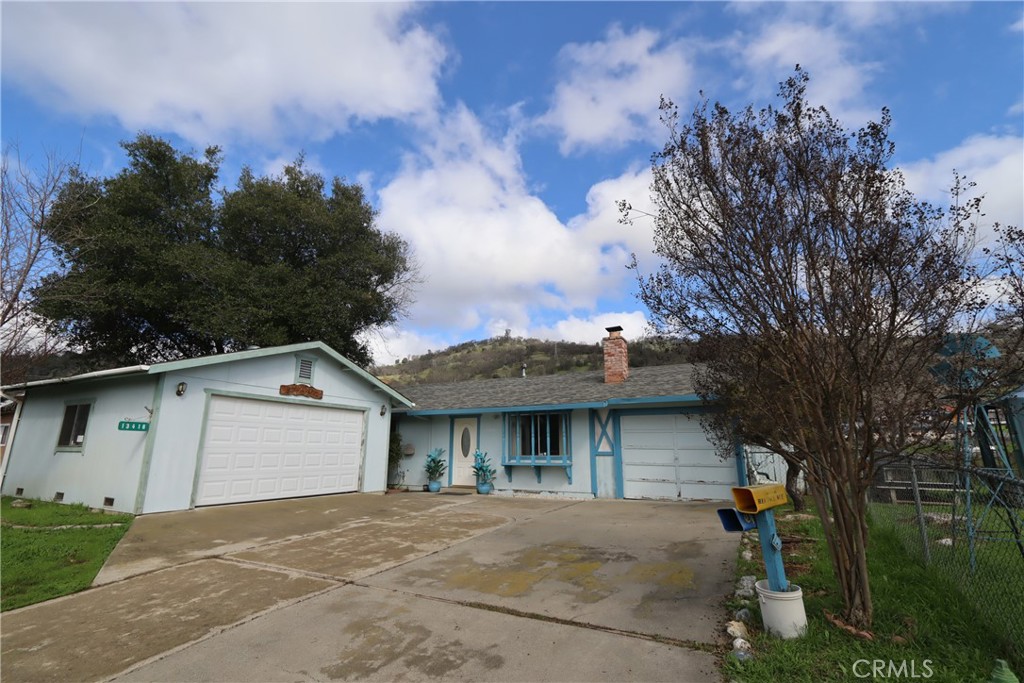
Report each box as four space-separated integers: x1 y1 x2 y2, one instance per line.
398 364 705 415
3 342 413 407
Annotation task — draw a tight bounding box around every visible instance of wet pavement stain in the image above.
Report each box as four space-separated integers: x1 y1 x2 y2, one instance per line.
428 543 625 602
320 616 504 680
402 542 703 606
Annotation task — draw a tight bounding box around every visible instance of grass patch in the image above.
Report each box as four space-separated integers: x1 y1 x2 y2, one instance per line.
870 492 1024 660
724 507 1020 682
1 497 133 611
2 496 133 527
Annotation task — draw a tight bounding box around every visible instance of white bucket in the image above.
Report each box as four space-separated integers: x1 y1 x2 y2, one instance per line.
755 580 807 639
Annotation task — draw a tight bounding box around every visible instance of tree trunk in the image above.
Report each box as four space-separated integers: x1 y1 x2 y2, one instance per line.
807 461 874 630
786 458 805 512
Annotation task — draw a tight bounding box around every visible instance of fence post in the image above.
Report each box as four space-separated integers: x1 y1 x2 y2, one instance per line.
910 463 931 565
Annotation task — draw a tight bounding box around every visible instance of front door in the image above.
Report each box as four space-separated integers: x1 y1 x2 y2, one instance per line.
451 417 478 486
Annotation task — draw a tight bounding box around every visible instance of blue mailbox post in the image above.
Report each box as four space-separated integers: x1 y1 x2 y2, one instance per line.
719 483 807 638
718 483 790 592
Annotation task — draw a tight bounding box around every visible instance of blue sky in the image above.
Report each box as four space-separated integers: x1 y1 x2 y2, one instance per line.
3 2 1022 364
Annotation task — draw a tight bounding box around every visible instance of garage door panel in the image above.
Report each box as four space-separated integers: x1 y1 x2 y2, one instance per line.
256 479 278 494
621 414 673 431
680 482 734 499
204 454 231 471
678 464 734 479
623 478 678 500
237 426 259 443
230 480 254 496
677 451 725 468
625 448 676 466
196 396 364 507
623 432 676 449
674 431 715 449
621 413 736 501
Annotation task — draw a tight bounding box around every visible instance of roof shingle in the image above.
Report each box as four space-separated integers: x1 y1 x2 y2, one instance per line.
397 364 703 412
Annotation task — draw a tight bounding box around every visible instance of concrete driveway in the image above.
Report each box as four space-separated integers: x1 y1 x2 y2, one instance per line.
1 493 737 682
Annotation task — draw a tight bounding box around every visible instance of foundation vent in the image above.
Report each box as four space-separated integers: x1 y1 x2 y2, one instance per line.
103 497 115 507
15 487 24 496
53 491 65 502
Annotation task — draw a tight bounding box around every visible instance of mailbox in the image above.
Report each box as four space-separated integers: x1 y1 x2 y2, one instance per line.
732 484 788 514
717 508 757 532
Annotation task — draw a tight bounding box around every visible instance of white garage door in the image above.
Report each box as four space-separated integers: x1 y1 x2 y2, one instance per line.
196 396 364 506
621 413 736 500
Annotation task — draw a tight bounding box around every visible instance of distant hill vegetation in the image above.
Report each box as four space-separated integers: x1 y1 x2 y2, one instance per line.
373 334 692 386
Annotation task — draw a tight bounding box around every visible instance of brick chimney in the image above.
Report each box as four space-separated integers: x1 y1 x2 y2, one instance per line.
603 326 629 384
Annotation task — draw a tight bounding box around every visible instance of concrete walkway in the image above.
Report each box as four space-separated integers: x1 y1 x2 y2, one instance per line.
1 493 736 682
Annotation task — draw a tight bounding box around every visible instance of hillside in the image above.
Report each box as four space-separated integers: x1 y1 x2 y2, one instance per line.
372 334 691 387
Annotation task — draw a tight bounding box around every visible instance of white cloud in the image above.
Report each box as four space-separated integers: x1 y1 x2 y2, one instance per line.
376 105 658 354
539 25 693 154
2 3 446 146
364 326 451 367
529 311 651 344
900 134 1024 245
734 20 880 126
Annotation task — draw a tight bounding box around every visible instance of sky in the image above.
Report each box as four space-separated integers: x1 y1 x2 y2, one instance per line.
2 1 1022 365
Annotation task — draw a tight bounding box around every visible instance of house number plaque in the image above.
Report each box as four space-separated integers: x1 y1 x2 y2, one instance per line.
280 384 324 400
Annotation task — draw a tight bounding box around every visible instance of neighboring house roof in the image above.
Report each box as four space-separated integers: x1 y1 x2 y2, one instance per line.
398 364 705 415
1 342 413 407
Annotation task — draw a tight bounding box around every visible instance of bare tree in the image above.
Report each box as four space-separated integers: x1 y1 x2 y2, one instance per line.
1 144 88 384
625 69 1022 629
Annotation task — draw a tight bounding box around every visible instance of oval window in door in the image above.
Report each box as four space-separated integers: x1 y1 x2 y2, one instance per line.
461 427 471 457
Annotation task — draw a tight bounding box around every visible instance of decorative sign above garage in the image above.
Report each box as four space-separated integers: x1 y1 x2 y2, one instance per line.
279 383 324 400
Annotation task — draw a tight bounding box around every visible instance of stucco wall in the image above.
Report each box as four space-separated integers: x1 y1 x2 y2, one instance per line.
0 375 157 513
142 349 396 513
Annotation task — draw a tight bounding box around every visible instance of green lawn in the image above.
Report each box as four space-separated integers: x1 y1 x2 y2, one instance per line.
723 506 1021 682
1 497 134 611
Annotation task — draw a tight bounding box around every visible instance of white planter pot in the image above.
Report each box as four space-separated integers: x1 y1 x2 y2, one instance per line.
755 579 807 639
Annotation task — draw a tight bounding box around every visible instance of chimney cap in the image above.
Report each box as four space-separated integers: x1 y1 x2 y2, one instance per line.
605 325 623 334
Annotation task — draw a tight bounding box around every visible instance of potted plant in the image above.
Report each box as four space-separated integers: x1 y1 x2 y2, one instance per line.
424 448 447 492
472 450 497 494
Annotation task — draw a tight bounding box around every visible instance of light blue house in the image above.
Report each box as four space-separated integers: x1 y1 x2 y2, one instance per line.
394 327 745 500
0 342 411 513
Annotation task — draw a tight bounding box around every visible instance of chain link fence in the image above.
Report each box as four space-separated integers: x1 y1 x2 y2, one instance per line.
868 460 1024 665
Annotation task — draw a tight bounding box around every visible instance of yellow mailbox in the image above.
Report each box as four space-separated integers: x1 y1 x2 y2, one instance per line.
732 484 788 514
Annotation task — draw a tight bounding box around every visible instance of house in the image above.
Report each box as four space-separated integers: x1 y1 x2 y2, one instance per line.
0 342 412 514
394 327 746 500
0 395 17 467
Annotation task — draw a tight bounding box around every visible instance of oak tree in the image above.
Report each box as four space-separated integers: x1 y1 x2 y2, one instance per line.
33 134 414 368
